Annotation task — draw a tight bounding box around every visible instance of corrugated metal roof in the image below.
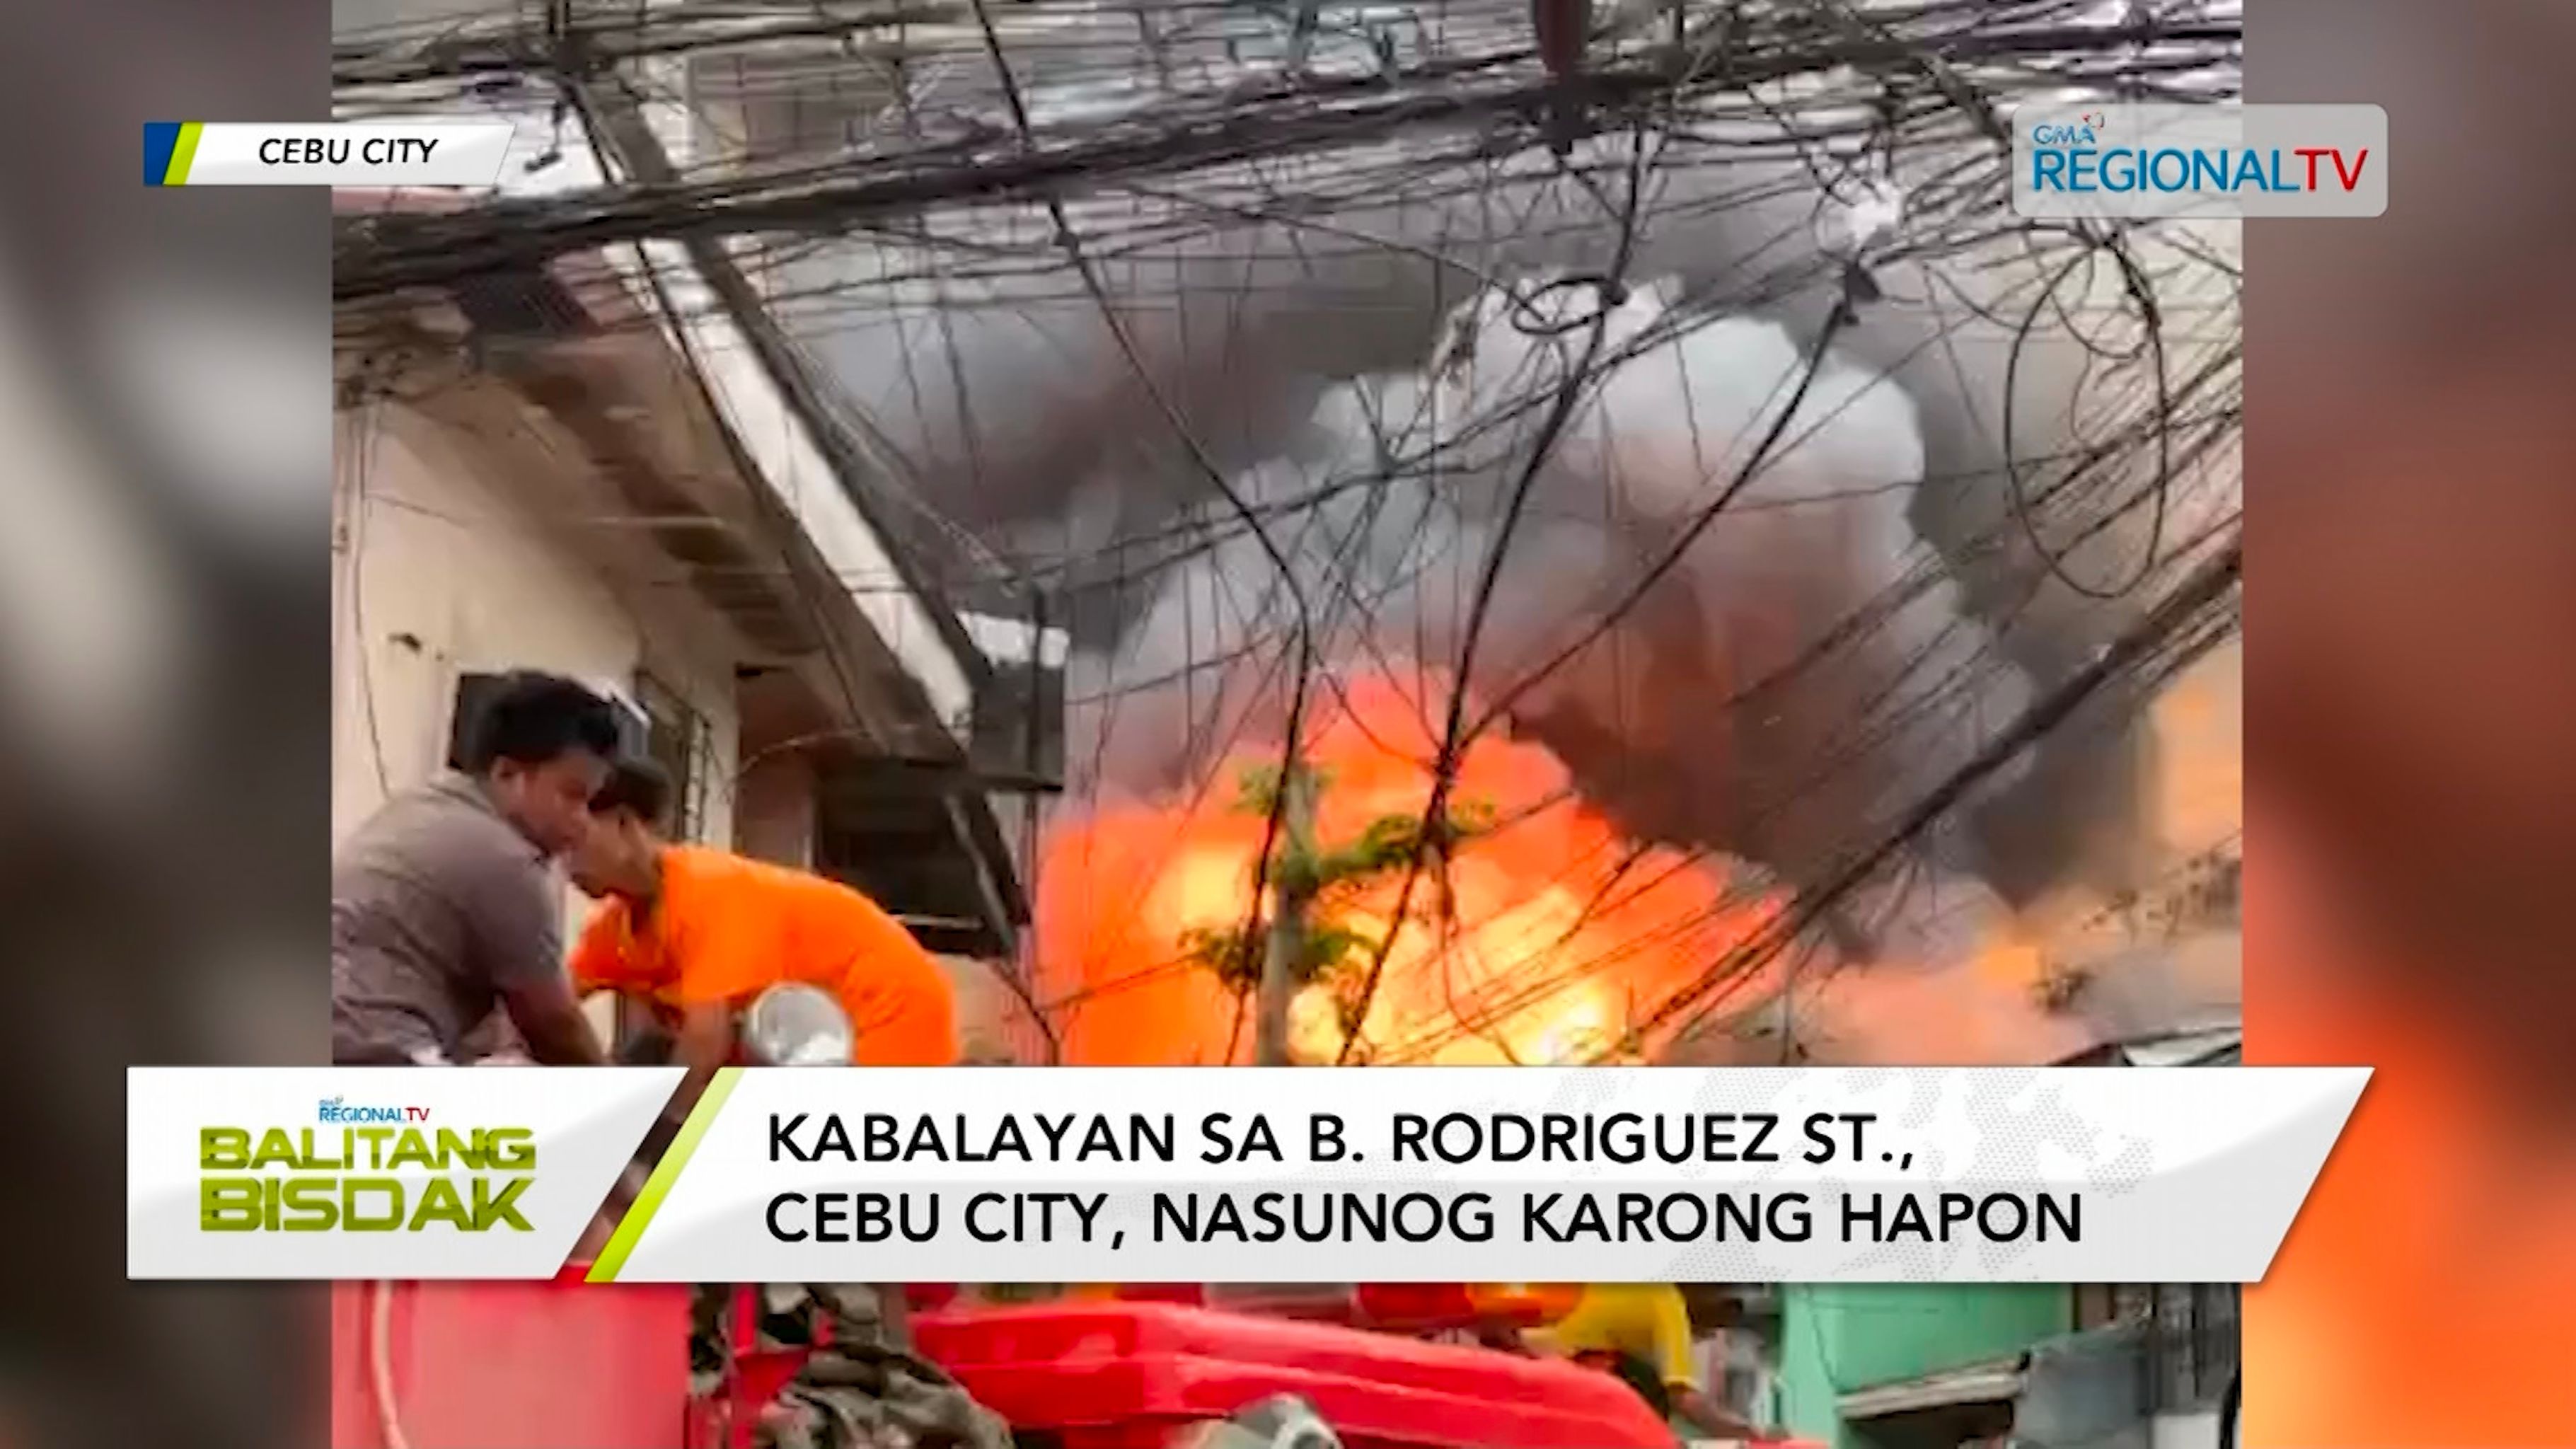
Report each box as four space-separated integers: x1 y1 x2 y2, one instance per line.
2052 1021 2242 1067
2122 1026 2242 1066
1837 1357 2025 1419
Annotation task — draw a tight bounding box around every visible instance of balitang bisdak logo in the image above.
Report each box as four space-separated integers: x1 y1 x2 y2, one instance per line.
2014 103 2387 219
197 1095 538 1233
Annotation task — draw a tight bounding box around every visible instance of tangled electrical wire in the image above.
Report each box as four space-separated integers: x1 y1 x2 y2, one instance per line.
331 0 2246 1067
330 0 2239 300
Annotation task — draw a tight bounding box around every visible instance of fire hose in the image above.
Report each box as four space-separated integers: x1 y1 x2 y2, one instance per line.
362 1049 545 1449
357 988 1007 1449
367 1279 413 1449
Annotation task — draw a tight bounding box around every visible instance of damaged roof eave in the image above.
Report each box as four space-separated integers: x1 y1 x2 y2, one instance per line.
603 243 1031 945
1837 1356 2026 1420
334 142 981 746
333 167 1028 951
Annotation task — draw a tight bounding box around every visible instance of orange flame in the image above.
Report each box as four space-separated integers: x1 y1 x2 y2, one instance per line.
1036 674 1783 1065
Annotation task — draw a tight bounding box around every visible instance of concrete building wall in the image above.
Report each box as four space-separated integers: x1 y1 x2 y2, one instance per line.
333 399 747 1049
734 751 820 869
333 39 1029 1058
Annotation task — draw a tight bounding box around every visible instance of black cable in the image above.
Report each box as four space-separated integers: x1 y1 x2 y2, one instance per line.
331 18 2240 299
1637 533 2239 1047
1332 118 1662 1062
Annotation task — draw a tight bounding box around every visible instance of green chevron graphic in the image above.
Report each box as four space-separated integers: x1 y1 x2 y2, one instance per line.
587 1067 740 1283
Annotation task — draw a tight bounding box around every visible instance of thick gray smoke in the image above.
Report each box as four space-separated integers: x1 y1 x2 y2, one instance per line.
785 139 2238 918
1051 275 2034 937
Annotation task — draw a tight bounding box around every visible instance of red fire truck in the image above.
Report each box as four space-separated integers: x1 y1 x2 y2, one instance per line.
330 993 1820 1449
333 1276 1818 1449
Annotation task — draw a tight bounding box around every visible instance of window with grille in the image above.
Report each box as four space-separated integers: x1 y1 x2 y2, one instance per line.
604 674 712 1061
2074 1283 2240 1412
634 672 711 841
688 47 911 164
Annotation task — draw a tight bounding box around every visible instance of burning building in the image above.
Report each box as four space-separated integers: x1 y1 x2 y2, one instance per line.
1024 274 2239 1068
333 0 2244 1070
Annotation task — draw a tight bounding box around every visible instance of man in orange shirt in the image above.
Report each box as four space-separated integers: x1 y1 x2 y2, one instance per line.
567 759 961 1118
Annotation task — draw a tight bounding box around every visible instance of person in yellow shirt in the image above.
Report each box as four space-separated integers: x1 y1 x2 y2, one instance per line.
1525 1283 1762 1440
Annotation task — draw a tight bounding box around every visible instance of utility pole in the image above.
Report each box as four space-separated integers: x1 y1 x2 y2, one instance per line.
1182 758 1479 1066
1284 0 1322 72
1253 761 1319 1066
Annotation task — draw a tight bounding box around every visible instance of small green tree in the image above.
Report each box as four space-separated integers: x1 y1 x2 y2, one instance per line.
1180 760 1494 1064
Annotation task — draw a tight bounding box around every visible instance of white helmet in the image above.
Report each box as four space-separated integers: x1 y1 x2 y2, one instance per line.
743 983 853 1066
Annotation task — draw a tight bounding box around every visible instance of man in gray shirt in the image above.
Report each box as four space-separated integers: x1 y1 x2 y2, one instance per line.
331 671 619 1066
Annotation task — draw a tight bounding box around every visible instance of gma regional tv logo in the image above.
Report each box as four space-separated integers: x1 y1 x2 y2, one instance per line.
199 1097 538 1233
2015 103 2387 219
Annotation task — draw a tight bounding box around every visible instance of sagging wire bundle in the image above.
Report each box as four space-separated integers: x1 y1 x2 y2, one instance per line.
330 0 2239 306
328 0 2243 1069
